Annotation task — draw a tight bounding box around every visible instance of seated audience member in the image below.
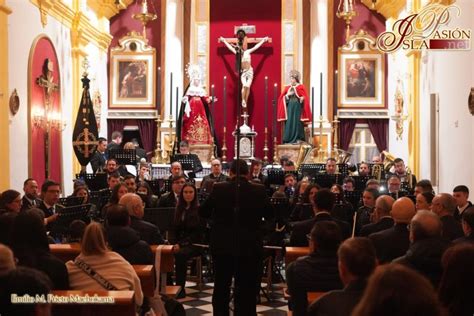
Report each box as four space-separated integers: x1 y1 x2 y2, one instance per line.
286 221 343 316
66 220 86 244
10 210 69 289
38 180 62 230
431 193 464 241
90 137 107 173
342 177 355 192
369 197 416 263
416 191 434 210
158 175 186 208
292 179 310 207
248 158 266 184
330 184 354 223
387 175 402 196
123 174 137 193
120 193 165 245
21 178 42 212
137 181 159 208
439 243 474 316
0 189 22 214
358 163 370 177
453 185 472 221
106 204 153 265
201 159 229 194
394 210 450 286
0 212 16 245
0 267 52 316
66 222 143 307
360 195 394 237
455 206 474 244
0 244 16 276
414 179 434 196
172 184 205 298
289 184 320 222
365 179 380 191
308 237 377 316
289 189 350 246
354 188 378 235
102 182 129 217
352 264 443 316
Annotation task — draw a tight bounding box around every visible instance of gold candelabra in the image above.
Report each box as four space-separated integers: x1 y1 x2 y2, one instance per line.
132 0 157 40
336 0 357 42
317 115 326 162
210 137 216 161
166 114 175 164
273 136 279 164
221 127 227 162
331 115 340 158
263 127 269 163
152 114 163 164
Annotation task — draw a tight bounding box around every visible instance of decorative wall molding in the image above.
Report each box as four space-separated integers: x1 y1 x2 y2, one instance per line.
337 109 389 119
87 0 134 20
108 109 159 119
360 0 406 19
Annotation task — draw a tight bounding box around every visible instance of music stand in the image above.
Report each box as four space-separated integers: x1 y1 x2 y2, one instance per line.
344 190 362 210
58 196 84 208
76 173 108 191
270 197 291 222
161 179 172 194
143 207 176 238
337 164 349 176
313 174 340 188
298 164 326 179
352 176 375 191
145 179 162 196
109 149 137 165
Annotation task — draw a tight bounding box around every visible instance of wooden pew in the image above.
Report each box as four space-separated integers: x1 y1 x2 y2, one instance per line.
51 290 135 316
49 243 81 262
133 265 154 297
284 247 310 266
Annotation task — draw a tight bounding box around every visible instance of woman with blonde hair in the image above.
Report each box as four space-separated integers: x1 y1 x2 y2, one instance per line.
66 222 143 307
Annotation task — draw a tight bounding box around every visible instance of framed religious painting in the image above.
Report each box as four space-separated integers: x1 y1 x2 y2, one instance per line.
109 32 156 109
338 30 385 108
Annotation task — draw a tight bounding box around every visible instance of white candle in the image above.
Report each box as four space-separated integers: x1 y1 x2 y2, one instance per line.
344 0 349 12
142 0 148 14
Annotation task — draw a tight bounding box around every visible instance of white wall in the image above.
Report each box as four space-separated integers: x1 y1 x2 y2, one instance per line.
420 0 474 192
7 1 107 195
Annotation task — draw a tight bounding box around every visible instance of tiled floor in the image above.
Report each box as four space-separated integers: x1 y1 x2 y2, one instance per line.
178 282 289 315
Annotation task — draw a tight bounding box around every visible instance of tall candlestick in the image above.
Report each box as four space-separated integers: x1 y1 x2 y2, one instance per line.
223 76 227 126
169 72 173 116
320 72 323 116
311 87 315 139
334 70 338 111
175 86 179 118
273 83 277 140
211 84 215 117
157 67 161 110
264 76 268 128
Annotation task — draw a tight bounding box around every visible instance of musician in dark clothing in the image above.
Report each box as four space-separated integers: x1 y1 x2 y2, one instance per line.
199 159 273 316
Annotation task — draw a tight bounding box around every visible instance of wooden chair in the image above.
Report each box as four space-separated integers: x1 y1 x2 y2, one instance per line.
51 290 135 316
133 265 154 297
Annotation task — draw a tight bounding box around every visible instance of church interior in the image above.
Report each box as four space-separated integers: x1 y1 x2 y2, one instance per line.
0 0 474 315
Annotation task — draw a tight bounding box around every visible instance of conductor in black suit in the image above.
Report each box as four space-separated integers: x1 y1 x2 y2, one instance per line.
199 159 274 316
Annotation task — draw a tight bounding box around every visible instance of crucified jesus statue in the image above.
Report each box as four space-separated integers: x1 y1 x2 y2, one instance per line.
219 29 269 109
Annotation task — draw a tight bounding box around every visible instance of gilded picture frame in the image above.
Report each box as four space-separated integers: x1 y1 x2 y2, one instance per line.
109 32 156 109
338 30 385 108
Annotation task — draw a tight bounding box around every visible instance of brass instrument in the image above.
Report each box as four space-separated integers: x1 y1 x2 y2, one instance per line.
381 150 396 173
295 143 313 169
333 149 352 164
372 163 383 181
406 167 413 190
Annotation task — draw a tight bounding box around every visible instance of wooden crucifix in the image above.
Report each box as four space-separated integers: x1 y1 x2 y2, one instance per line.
36 58 60 180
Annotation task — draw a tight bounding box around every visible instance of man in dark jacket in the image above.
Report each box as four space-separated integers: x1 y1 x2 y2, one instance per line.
308 237 377 316
199 159 273 316
360 195 394 237
106 204 153 264
369 197 416 263
286 221 343 316
431 193 464 241
120 193 165 245
289 189 351 246
454 206 474 244
393 210 451 287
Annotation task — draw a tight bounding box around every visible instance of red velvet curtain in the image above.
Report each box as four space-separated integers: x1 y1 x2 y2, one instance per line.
137 119 157 158
339 119 357 151
367 119 388 152
107 119 127 143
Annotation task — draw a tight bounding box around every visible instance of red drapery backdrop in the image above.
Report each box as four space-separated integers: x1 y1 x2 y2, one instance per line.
367 119 388 152
29 36 62 188
107 119 127 143
137 119 157 158
209 0 281 160
339 119 357 151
